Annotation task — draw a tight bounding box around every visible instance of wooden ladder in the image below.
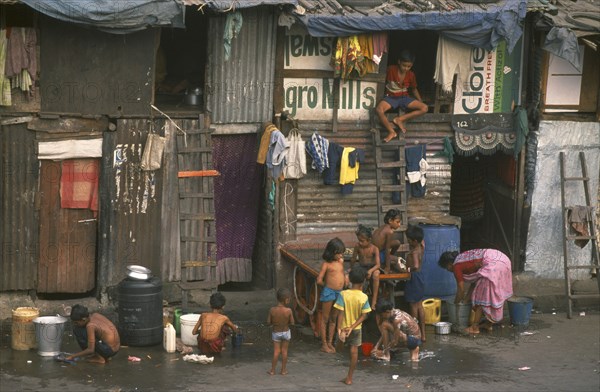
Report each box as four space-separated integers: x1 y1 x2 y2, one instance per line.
559 151 600 318
177 122 219 309
372 128 408 229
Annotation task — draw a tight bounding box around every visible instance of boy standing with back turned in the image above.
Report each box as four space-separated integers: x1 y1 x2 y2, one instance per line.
334 267 372 385
267 288 294 375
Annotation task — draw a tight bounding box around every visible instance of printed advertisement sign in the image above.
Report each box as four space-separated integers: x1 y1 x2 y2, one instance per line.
284 24 335 71
454 39 522 114
283 25 377 120
283 78 377 121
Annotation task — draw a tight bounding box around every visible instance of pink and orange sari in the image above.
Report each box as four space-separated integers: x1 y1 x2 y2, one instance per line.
454 249 513 322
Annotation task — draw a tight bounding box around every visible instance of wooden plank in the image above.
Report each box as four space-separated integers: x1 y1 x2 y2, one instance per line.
1 116 34 125
178 170 220 178
28 117 109 133
182 261 217 268
180 213 215 221
178 281 216 290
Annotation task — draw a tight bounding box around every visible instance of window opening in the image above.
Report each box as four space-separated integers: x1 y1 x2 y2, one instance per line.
154 7 208 112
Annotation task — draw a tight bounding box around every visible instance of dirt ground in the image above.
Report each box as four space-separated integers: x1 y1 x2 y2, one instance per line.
1 309 599 392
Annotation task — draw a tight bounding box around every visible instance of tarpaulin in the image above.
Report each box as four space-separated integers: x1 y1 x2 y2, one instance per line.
184 0 297 11
20 0 185 34
296 0 527 52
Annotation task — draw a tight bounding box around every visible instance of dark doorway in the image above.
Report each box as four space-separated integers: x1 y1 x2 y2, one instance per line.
450 152 519 267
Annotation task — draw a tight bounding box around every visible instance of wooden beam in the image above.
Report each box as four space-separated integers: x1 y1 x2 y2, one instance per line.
178 170 220 178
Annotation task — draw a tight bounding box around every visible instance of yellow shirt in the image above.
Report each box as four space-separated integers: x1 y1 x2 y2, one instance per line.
333 289 371 330
339 147 359 185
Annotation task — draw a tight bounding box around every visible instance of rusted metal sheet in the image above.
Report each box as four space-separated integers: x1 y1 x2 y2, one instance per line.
281 116 453 239
0 123 39 291
100 119 164 287
40 18 157 116
206 8 276 124
37 160 96 293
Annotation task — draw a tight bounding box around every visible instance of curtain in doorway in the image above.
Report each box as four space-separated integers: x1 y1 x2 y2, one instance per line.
212 134 261 284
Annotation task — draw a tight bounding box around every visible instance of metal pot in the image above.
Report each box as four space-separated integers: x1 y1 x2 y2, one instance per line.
184 87 203 106
126 265 152 280
434 321 452 335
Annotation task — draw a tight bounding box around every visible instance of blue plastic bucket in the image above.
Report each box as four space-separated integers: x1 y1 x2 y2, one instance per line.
507 296 534 326
231 332 244 348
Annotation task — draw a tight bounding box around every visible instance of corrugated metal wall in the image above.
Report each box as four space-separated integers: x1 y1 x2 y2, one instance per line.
99 119 164 287
0 123 39 291
280 116 453 239
205 7 276 124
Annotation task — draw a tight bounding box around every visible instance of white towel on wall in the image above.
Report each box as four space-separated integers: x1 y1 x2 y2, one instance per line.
434 36 472 93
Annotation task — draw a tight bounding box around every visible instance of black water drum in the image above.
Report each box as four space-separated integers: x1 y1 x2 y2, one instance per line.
118 276 163 346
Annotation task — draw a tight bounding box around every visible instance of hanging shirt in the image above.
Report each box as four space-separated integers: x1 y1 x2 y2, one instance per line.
306 132 329 173
266 130 289 179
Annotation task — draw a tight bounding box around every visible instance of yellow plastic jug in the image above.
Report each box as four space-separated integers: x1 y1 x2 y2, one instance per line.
422 298 441 325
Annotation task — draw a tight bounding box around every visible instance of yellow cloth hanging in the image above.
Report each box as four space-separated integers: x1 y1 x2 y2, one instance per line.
339 147 359 185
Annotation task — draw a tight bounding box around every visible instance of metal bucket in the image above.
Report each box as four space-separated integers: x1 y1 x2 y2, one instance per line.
33 316 68 356
11 307 39 350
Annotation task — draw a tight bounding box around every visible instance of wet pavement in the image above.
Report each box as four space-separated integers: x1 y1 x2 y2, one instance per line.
1 310 599 391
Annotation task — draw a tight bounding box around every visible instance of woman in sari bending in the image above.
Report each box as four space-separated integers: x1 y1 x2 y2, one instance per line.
438 249 513 334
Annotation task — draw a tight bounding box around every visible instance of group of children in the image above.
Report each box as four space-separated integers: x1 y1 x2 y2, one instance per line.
309 208 427 383
63 208 425 385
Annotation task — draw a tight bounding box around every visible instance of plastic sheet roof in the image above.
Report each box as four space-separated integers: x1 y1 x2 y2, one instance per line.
529 0 600 72
19 0 185 33
183 0 298 11
292 0 527 52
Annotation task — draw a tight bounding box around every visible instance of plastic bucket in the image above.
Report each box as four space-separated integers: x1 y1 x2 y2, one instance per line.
180 314 200 346
231 331 244 348
446 299 471 331
361 342 374 356
508 296 534 326
11 307 39 350
33 316 68 356
422 298 441 325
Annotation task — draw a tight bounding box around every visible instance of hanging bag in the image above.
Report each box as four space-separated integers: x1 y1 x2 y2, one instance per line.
283 129 307 179
141 133 166 171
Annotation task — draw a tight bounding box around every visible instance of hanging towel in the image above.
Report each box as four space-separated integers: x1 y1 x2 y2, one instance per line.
405 145 427 198
257 123 278 164
0 15 11 106
306 132 329 173
266 130 289 179
568 206 595 248
60 159 99 213
434 36 472 93
283 129 307 179
224 11 242 61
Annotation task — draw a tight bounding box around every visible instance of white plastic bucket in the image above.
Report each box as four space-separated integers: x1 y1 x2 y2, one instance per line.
33 316 68 356
180 314 200 346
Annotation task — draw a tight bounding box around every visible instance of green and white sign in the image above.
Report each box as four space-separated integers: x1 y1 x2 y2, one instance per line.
454 39 522 114
283 25 377 120
283 78 377 121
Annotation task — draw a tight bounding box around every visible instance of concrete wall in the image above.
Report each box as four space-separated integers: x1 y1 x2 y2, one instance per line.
525 121 600 278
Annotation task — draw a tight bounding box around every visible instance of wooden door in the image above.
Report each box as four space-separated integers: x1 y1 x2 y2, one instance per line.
38 160 97 293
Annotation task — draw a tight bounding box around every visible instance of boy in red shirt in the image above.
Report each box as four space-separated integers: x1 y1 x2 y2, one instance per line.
375 50 428 142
